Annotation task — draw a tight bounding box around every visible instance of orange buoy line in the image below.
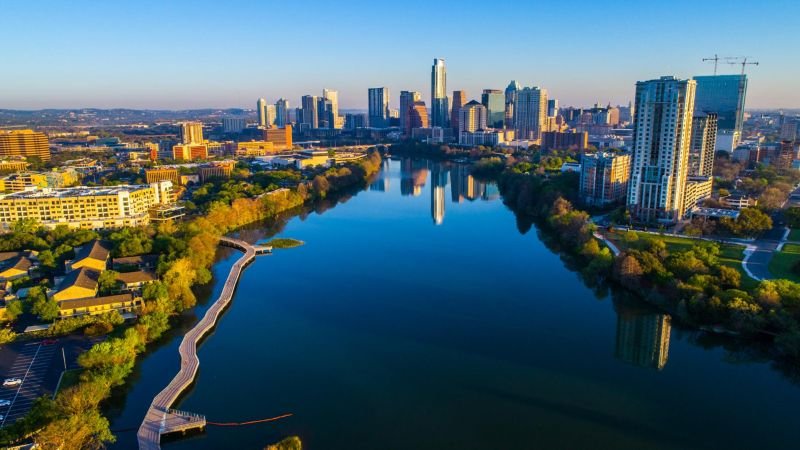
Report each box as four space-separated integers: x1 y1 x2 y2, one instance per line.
206 413 294 427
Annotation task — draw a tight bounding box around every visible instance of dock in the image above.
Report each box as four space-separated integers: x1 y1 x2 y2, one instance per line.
137 236 261 449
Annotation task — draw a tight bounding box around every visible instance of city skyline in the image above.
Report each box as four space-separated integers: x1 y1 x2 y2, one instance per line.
1 0 798 110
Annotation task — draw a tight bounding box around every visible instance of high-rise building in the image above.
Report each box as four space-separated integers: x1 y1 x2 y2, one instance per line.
265 105 276 127
431 58 449 128
547 98 559 118
451 90 467 132
301 95 319 129
400 91 422 135
317 97 334 128
368 87 390 128
514 87 548 141
580 152 631 206
275 99 290 127
0 130 51 161
688 113 718 177
322 89 341 129
627 76 696 224
408 101 429 135
775 141 799 170
505 80 520 129
693 74 747 150
257 98 267 127
222 117 246 133
540 131 588 152
179 122 204 144
458 100 487 135
481 89 505 129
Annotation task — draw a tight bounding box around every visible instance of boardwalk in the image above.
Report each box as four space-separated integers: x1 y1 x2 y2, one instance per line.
137 236 260 450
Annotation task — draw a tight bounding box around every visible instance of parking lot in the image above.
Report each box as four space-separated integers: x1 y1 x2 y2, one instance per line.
0 336 103 426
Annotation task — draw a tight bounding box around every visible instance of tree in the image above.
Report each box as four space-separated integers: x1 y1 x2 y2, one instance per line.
4 299 23 321
97 270 120 295
720 208 772 237
29 287 59 322
0 328 16 345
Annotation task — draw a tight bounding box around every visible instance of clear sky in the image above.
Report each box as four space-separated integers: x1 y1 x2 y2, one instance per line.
1 0 798 110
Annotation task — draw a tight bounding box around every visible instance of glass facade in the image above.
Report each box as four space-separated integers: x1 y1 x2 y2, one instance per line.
692 74 747 133
481 89 505 129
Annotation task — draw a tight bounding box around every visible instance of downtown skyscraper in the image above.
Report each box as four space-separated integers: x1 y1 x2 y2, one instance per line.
368 87 390 128
627 76 696 224
450 90 467 133
322 88 342 129
430 58 449 128
400 90 422 134
692 74 747 150
275 98 290 127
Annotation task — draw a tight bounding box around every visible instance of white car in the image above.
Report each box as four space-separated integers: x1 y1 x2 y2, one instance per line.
3 378 21 387
0 399 10 406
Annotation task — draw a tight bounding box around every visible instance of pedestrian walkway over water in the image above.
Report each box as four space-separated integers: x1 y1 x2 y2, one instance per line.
137 236 262 450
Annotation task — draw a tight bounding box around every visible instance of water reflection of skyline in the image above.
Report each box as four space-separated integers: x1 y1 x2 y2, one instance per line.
396 158 499 225
614 300 672 370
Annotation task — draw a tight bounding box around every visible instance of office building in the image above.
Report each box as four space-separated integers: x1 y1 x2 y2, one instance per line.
0 182 174 231
459 130 505 147
179 122 204 144
628 76 696 224
0 160 29 173
541 131 589 152
451 90 467 132
198 160 236 182
505 80 520 129
688 113 718 177
172 144 208 161
693 74 747 150
400 91 422 135
368 87 390 128
0 173 48 192
458 101 487 135
0 130 51 161
275 98 290 127
547 98 559 118
580 152 631 206
431 58 449 128
237 141 275 156
222 117 246 133
317 97 334 128
301 95 319 129
481 89 505 129
408 101 429 135
257 98 268 127
514 86 548 141
144 167 179 185
775 141 799 170
322 89 341 128
683 176 713 213
345 113 368 130
263 125 293 150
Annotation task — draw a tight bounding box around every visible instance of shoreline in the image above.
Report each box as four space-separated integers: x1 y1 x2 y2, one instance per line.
136 237 261 449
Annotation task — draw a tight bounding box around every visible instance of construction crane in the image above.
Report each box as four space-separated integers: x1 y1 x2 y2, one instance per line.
726 56 759 75
702 54 739 75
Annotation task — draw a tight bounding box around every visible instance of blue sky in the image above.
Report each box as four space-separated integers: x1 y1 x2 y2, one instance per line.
1 0 798 110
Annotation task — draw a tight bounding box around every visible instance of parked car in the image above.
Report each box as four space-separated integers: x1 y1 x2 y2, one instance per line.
42 339 57 346
3 378 22 387
0 400 8 407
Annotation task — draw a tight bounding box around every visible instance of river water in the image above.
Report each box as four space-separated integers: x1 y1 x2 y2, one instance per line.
108 158 800 449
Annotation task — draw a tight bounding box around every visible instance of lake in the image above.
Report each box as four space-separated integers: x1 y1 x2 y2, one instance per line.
108 157 800 449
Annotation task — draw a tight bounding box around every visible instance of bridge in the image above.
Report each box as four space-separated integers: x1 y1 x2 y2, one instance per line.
137 236 264 449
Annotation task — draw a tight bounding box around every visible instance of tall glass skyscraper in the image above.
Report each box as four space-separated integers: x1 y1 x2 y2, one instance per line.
367 87 390 128
692 74 747 136
481 89 505 129
430 58 449 128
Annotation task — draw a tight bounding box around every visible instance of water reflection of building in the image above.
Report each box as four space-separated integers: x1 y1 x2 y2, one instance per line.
615 302 671 370
400 158 428 197
369 160 390 191
450 164 485 202
430 164 448 225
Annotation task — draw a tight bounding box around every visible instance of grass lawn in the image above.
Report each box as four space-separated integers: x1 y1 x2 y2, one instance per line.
606 230 757 290
769 243 800 283
788 229 800 242
264 238 304 249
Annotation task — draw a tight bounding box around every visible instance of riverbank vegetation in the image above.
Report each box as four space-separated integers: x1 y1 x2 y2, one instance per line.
487 158 800 366
0 151 383 448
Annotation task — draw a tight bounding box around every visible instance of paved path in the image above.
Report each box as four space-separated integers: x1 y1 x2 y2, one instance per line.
137 236 257 450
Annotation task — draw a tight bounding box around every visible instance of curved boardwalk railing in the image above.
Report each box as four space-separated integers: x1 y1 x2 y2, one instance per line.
137 236 257 450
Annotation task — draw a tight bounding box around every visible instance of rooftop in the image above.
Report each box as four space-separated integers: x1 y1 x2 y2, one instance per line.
73 240 111 263
58 293 135 310
0 184 157 200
